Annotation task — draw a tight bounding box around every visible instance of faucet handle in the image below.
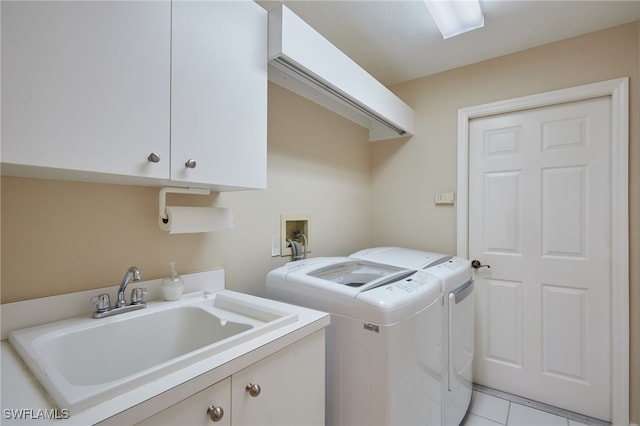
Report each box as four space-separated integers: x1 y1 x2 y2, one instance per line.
130 287 147 305
90 294 111 313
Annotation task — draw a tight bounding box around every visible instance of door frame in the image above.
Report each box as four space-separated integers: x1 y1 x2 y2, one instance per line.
456 77 629 425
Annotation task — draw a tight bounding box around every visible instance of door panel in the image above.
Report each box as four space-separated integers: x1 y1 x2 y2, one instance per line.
542 166 586 257
542 285 587 382
484 172 521 253
469 97 611 420
486 279 522 367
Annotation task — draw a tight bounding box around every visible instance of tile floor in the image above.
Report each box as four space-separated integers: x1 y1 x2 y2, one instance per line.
461 388 609 426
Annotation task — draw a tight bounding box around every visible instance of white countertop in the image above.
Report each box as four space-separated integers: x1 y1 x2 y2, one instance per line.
0 269 330 425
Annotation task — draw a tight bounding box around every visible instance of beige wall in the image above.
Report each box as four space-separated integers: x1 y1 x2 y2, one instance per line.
375 22 640 423
0 83 372 302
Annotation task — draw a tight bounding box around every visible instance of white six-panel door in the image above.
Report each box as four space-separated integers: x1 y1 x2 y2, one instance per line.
468 97 612 421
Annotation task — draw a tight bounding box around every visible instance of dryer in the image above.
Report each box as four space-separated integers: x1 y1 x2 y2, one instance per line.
266 258 444 425
351 247 474 425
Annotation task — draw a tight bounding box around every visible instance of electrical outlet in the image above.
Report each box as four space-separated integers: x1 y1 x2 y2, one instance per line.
271 235 280 257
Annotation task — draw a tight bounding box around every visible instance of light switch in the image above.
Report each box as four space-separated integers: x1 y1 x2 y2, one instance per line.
435 192 455 205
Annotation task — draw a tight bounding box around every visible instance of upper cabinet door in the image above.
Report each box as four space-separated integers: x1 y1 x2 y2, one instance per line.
1 1 171 178
171 1 267 190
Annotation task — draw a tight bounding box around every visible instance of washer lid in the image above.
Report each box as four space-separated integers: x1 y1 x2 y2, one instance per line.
265 258 443 324
350 247 452 269
307 260 416 293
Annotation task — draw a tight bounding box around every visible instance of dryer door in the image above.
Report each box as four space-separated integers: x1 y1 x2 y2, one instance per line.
446 279 474 425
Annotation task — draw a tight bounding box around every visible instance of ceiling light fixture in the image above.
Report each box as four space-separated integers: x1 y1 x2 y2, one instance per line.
425 0 485 39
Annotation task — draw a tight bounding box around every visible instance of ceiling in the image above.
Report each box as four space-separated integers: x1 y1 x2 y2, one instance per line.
257 1 640 86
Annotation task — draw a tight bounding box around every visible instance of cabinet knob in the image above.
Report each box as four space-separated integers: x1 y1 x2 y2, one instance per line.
207 405 224 422
185 159 197 169
147 152 161 163
245 383 261 397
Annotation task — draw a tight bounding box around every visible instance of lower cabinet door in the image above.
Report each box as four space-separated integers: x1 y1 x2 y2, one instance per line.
231 331 325 426
138 377 231 426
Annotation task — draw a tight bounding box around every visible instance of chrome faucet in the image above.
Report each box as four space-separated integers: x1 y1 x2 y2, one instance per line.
116 266 142 308
90 266 147 319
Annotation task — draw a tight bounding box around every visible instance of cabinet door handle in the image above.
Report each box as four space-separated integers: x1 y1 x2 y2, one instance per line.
185 159 197 169
207 405 224 422
245 383 261 397
147 152 161 163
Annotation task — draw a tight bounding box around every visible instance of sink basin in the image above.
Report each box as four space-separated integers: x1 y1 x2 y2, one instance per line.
8 291 297 414
38 306 252 386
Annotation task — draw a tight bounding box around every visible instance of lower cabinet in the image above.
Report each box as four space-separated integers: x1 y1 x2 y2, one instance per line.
231 331 325 426
138 331 324 426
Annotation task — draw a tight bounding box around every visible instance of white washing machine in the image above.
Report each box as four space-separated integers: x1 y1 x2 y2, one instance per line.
351 247 474 425
266 258 444 425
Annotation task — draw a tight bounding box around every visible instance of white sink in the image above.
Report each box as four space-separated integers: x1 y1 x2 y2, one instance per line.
8 291 297 414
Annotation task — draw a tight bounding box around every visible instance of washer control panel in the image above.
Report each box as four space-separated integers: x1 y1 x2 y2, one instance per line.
357 270 441 311
391 274 432 293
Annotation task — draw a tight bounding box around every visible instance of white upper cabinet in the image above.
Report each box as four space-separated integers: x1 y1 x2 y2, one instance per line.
1 1 171 180
268 5 414 142
1 1 267 191
171 1 267 189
